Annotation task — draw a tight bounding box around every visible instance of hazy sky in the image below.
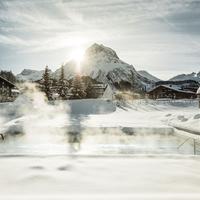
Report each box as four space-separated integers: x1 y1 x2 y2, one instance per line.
0 0 200 79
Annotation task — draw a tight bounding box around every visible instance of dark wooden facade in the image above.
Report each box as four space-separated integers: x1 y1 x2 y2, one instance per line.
0 76 16 102
155 80 199 93
148 85 196 99
91 83 107 98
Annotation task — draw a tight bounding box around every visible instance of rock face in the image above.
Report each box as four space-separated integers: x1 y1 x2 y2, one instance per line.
169 72 200 82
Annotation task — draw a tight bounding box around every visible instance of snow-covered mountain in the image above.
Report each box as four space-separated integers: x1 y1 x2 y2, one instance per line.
55 43 154 91
137 70 161 82
16 69 52 81
54 43 132 80
16 69 44 81
16 43 157 92
169 72 200 82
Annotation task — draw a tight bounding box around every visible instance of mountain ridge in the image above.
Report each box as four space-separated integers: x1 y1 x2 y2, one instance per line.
137 70 161 82
169 71 200 82
16 43 160 92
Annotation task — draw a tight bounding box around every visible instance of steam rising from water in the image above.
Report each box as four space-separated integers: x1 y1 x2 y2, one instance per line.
0 87 197 156
0 83 70 145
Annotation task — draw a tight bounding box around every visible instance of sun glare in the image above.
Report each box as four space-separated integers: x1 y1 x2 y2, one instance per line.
70 47 85 73
70 48 84 63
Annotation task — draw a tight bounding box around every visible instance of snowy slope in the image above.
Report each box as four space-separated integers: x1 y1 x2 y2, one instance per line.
169 71 200 82
54 61 77 80
138 70 161 82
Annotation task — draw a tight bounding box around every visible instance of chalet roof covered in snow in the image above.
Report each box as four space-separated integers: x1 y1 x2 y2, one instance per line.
148 85 196 94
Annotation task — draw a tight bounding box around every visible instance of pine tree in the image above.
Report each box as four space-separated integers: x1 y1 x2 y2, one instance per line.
58 65 68 99
70 75 86 99
42 66 52 100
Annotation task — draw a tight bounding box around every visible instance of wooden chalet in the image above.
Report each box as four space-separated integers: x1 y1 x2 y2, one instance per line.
147 85 196 99
0 76 17 102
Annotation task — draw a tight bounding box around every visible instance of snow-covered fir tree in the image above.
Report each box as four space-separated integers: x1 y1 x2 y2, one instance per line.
70 75 86 99
42 66 52 100
58 65 69 99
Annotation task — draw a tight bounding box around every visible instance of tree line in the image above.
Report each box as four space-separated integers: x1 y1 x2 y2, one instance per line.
0 67 104 100
40 66 97 100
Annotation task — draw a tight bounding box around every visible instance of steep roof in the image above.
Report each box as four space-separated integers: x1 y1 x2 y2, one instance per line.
0 76 16 87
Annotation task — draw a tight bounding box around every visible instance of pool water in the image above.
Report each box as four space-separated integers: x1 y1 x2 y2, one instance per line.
0 128 199 156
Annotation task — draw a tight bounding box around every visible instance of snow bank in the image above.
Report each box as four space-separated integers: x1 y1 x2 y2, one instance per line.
82 100 198 128
163 112 200 134
127 99 200 134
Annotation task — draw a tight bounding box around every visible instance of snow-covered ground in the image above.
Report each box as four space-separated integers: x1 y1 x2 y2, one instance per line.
0 96 200 199
0 98 199 154
1 98 199 135
80 99 200 132
1 155 200 200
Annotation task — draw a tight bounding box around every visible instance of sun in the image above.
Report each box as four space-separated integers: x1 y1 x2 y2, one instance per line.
70 48 84 62
70 47 85 73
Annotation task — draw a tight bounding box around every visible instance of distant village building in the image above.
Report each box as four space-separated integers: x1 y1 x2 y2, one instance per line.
147 85 196 99
0 76 18 102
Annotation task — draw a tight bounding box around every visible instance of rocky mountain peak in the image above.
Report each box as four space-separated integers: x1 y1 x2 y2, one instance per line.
84 43 119 63
21 69 38 76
